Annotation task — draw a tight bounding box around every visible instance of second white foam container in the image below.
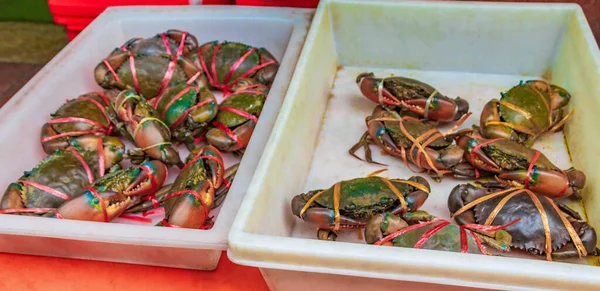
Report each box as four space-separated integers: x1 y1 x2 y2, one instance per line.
0 5 313 270
228 0 600 290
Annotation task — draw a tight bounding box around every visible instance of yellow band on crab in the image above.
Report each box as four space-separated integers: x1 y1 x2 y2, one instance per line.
139 142 173 151
366 168 389 177
117 93 141 111
333 182 341 231
547 109 574 133
388 179 431 194
484 121 538 137
523 190 553 261
423 89 438 119
298 189 327 221
545 196 587 258
451 187 522 219
484 189 526 225
378 178 409 213
495 100 533 120
133 117 171 138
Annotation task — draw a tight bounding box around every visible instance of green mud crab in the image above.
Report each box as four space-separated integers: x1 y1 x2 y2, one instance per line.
111 90 184 168
195 41 279 94
448 183 600 261
205 79 268 153
0 142 125 214
41 90 119 154
158 145 226 229
356 73 470 123
94 41 205 100
151 83 218 150
291 170 431 241
43 160 168 222
480 80 573 146
350 106 473 181
365 212 516 255
455 134 586 199
119 29 199 59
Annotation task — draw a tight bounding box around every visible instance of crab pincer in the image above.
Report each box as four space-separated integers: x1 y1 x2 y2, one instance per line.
45 160 168 223
111 90 184 168
158 145 227 229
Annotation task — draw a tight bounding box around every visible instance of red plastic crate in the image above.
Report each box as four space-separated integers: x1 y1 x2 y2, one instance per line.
49 0 235 41
49 0 190 18
235 0 319 8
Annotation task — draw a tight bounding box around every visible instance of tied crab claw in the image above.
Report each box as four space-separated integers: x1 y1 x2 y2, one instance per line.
42 160 168 222
45 189 135 222
111 90 184 168
158 145 226 229
356 73 470 123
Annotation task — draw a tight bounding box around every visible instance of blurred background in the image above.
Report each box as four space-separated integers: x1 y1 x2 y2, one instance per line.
0 0 598 106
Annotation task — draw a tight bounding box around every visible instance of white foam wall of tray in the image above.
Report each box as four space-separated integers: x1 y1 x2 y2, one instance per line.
228 0 600 289
0 5 313 270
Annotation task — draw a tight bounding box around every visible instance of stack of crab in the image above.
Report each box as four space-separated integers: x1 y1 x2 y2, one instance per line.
291 73 598 262
0 29 279 230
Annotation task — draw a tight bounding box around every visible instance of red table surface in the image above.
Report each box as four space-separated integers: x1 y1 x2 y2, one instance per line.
0 251 269 290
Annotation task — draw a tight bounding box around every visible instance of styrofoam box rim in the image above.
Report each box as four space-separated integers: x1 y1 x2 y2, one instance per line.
227 0 600 290
0 5 313 251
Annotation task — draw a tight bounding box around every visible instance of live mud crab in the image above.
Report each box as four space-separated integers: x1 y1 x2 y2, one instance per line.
205 79 269 153
151 83 218 150
350 106 473 181
0 141 125 214
158 145 226 229
41 90 119 154
110 90 184 168
365 211 515 255
356 73 470 123
43 160 168 222
455 134 586 199
94 39 205 100
291 170 431 241
448 183 599 261
194 41 279 94
479 80 573 146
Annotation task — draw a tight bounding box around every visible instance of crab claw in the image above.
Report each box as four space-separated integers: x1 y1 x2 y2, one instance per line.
0 183 25 211
94 51 129 89
54 190 134 222
161 180 215 229
497 167 586 198
186 145 224 189
448 183 492 226
356 72 401 106
455 135 501 173
124 160 168 197
404 96 469 122
205 120 256 152
71 135 125 170
365 212 409 245
166 29 199 57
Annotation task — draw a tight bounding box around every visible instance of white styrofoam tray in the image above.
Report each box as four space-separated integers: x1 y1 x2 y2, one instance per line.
0 5 313 270
228 0 600 289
